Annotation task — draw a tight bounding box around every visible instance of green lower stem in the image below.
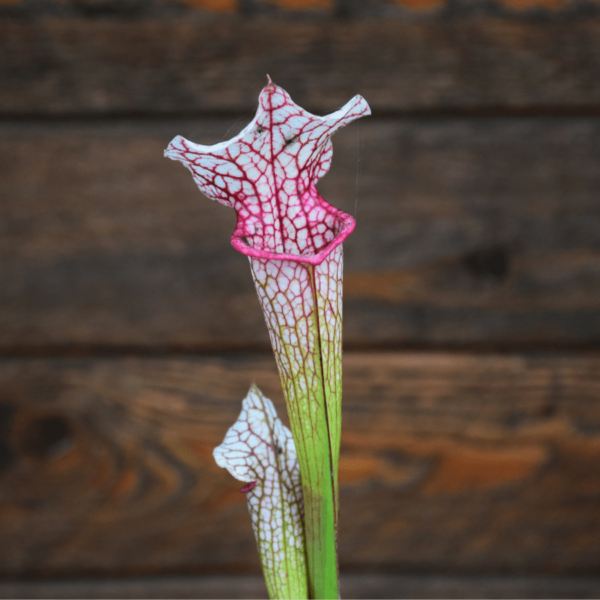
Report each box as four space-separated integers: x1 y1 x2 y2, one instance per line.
283 291 339 599
249 253 344 599
305 485 338 599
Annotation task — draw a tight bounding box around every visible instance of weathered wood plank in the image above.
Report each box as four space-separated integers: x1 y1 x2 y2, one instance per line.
3 574 600 600
2 118 600 350
4 18 600 115
1 0 599 19
1 352 600 576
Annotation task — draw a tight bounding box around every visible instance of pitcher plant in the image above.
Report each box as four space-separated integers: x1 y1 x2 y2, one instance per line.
165 80 370 599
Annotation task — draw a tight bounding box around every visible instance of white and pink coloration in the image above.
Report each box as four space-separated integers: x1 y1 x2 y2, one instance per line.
214 385 306 600
164 80 369 264
166 81 370 599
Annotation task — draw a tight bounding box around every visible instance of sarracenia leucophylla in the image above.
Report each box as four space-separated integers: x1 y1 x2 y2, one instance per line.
165 80 370 599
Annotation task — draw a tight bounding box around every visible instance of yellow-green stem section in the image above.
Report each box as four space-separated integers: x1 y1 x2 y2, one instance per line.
249 253 344 599
276 270 338 599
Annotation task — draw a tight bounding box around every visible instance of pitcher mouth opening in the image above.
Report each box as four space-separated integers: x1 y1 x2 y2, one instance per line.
230 210 355 266
164 83 369 268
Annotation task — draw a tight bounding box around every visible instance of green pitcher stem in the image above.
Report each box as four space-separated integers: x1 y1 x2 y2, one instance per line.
250 247 344 599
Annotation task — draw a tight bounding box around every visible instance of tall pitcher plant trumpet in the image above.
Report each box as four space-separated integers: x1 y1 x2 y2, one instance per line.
165 80 370 599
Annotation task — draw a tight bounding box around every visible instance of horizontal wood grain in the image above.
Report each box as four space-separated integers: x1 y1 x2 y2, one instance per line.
4 18 600 115
1 0 599 19
2 118 600 350
3 574 600 599
1 352 600 577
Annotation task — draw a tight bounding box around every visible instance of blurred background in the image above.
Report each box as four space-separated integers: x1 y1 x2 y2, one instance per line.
2 0 600 598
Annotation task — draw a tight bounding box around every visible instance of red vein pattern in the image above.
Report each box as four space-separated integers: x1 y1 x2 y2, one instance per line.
214 385 306 600
165 81 370 599
164 80 369 265
249 245 343 512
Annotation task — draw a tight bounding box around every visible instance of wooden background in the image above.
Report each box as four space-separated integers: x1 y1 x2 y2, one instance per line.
2 0 600 597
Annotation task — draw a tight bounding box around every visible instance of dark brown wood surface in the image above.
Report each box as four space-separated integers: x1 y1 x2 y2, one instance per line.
3 574 600 600
1 352 600 577
3 3 600 586
4 18 600 115
2 118 599 351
